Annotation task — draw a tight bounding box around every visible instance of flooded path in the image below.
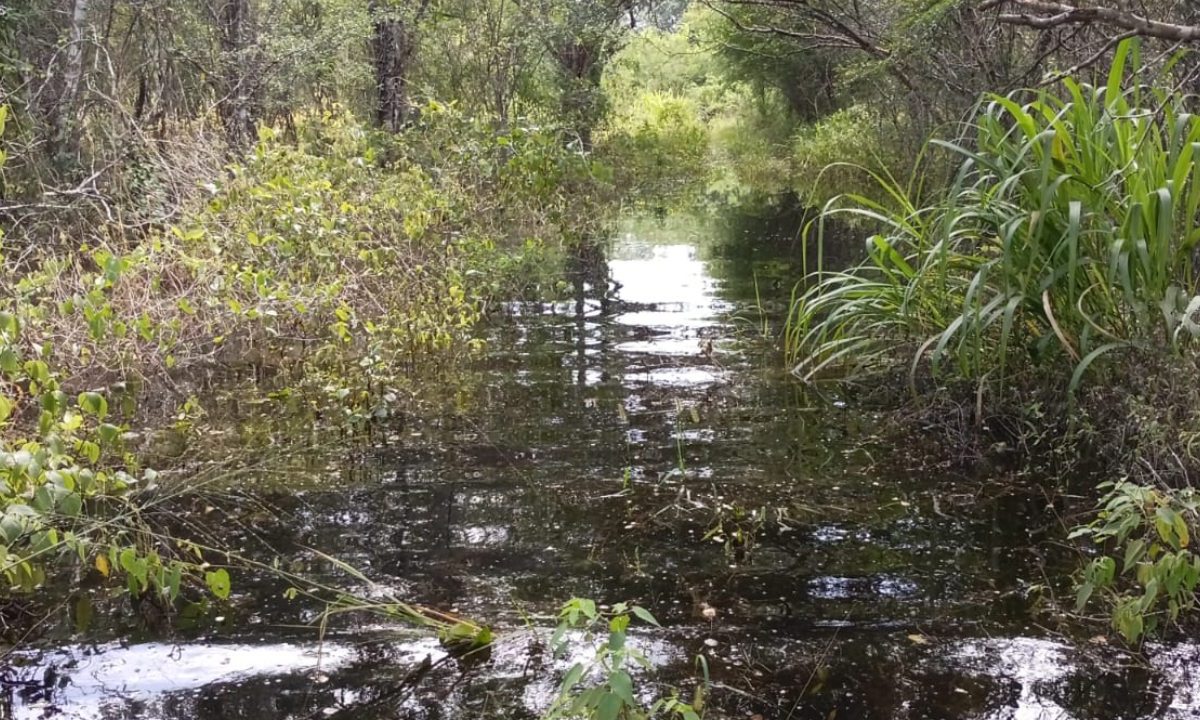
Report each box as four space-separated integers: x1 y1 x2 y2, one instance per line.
10 215 1200 719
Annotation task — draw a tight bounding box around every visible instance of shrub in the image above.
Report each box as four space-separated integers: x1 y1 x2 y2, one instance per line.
0 310 223 627
1071 480 1200 643
790 104 891 208
0 103 612 626
598 91 709 205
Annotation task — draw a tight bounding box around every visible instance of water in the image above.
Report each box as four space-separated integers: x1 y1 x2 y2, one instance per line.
10 214 1200 719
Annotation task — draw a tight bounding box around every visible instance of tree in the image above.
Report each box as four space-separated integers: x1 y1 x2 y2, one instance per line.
215 0 262 149
530 0 636 148
370 0 433 132
49 0 90 165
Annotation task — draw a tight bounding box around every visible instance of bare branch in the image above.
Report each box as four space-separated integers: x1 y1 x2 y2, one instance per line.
983 0 1200 43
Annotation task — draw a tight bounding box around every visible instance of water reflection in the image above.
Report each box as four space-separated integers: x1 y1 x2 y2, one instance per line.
14 633 1200 719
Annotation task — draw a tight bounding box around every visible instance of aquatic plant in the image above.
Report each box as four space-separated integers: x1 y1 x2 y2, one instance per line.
543 598 704 720
0 341 223 627
306 549 495 653
786 40 1200 394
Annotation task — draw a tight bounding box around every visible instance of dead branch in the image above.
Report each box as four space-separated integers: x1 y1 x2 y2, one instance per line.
981 0 1200 43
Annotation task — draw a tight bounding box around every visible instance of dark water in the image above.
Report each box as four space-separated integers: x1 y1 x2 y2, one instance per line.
9 214 1200 719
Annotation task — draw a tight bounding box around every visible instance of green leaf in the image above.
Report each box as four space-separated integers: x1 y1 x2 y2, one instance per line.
24 360 49 384
1157 507 1180 548
595 692 622 720
42 390 67 415
608 630 626 652
78 440 100 464
1075 581 1094 612
0 310 18 338
609 613 630 634
205 568 231 600
609 670 634 704
1174 513 1190 548
0 512 27 545
550 623 568 654
59 492 82 517
1116 606 1144 643
1124 539 1147 572
630 605 660 627
30 528 58 554
0 348 18 375
78 392 108 419
164 564 183 601
1067 525 1093 540
119 547 138 575
560 662 584 692
97 423 122 446
32 485 53 512
1106 38 1134 110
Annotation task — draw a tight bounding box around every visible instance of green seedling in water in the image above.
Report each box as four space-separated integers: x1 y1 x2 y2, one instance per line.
543 598 704 720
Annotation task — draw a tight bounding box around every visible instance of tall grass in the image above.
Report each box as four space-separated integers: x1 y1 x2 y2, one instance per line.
787 40 1200 393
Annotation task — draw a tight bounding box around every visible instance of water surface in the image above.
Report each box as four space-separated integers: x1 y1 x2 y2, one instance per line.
10 213 1200 719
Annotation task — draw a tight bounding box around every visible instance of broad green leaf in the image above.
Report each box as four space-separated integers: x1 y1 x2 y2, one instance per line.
119 548 138 575
97 423 121 446
578 598 597 620
1075 582 1094 612
205 568 232 600
78 392 108 419
609 670 634 704
58 492 82 517
560 662 584 691
630 605 660 627
608 630 625 652
1124 539 1147 572
1173 513 1190 548
0 348 18 375
595 692 622 720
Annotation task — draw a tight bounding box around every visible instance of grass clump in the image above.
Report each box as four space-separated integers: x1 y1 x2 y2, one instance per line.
787 40 1200 391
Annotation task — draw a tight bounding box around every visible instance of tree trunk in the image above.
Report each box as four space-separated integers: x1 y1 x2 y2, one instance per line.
372 6 413 132
49 0 90 166
554 40 605 150
216 0 259 151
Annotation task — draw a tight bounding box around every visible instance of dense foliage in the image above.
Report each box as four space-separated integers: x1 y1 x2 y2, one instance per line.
788 43 1200 387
